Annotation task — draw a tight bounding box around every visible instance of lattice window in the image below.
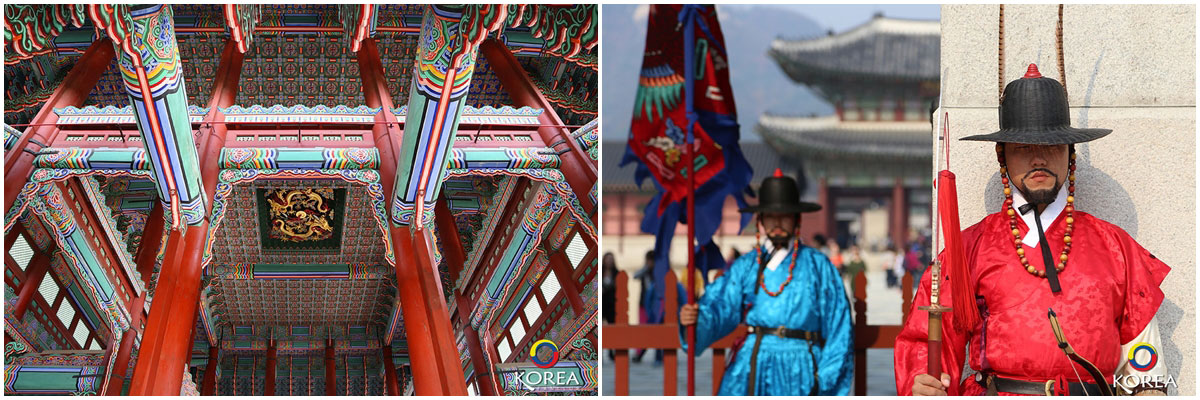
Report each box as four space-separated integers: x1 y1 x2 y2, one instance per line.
344 135 363 141
565 233 588 268
509 319 526 345
66 135 84 141
523 297 542 327
237 136 256 142
87 136 104 142
72 321 89 348
540 270 560 300
39 275 61 311
497 338 512 362
10 234 34 270
514 135 533 141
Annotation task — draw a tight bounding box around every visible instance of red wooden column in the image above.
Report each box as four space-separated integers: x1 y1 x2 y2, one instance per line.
134 204 165 288
4 37 115 213
129 36 245 396
548 250 585 315
104 293 146 395
11 250 52 320
818 178 833 239
264 339 277 396
410 228 469 395
359 36 464 396
128 221 209 395
891 177 908 248
381 345 400 395
480 39 597 214
436 197 497 396
324 339 336 396
201 344 219 396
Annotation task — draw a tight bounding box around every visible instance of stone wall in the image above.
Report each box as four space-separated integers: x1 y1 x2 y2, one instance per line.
939 4 1195 395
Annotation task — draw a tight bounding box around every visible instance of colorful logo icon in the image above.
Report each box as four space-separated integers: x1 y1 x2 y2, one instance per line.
530 339 559 368
1128 342 1158 372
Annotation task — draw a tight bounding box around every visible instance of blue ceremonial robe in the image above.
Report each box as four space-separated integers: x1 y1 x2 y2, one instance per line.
681 244 853 395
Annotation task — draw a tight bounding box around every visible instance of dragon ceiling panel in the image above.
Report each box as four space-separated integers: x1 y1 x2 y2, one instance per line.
257 188 346 253
210 179 385 265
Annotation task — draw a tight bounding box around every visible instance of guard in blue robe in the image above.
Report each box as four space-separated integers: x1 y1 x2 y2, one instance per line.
679 170 853 395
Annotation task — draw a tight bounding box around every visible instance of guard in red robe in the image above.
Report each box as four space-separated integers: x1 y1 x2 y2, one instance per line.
894 64 1171 396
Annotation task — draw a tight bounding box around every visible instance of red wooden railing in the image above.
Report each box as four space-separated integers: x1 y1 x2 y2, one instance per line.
602 267 912 395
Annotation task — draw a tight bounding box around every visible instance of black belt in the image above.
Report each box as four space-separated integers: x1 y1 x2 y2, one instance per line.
979 373 1109 396
746 326 823 395
748 325 824 346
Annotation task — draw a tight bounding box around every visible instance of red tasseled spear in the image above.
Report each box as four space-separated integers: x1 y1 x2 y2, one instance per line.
920 112 980 383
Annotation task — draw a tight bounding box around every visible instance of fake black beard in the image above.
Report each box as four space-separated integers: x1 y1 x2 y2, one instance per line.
1019 169 1062 205
1020 181 1063 205
767 233 793 247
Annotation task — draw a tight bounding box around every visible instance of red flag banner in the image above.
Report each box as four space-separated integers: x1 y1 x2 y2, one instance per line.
627 5 737 214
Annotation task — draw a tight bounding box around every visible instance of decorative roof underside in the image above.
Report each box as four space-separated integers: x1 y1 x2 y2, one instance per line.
757 114 932 161
210 179 386 266
93 176 159 257
769 17 940 83
5 4 597 124
206 274 396 327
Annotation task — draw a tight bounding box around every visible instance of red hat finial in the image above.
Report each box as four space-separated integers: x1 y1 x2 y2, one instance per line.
1023 63 1042 79
773 168 783 177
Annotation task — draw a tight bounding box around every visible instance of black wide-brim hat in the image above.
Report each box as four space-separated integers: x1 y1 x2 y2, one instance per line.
739 169 822 214
961 64 1112 145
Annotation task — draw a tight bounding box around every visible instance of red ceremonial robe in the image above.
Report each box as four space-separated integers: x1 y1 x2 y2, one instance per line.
894 211 1170 395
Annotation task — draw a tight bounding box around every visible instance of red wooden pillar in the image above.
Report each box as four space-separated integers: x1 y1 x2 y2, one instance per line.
128 220 210 395
381 345 400 395
548 251 585 315
360 35 464 396
11 250 52 320
105 293 146 396
324 339 336 396
130 34 244 396
411 229 469 395
201 344 219 396
891 177 908 248
358 36 453 396
819 178 835 240
436 197 498 396
4 37 114 213
264 339 277 396
134 203 165 288
480 39 597 214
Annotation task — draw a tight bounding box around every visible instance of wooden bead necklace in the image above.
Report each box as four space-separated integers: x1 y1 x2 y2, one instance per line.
997 144 1076 278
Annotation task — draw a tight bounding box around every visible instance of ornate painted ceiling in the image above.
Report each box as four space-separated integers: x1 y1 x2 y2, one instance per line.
442 175 512 258
5 4 597 126
209 179 386 266
205 273 395 327
92 176 159 256
236 33 364 108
